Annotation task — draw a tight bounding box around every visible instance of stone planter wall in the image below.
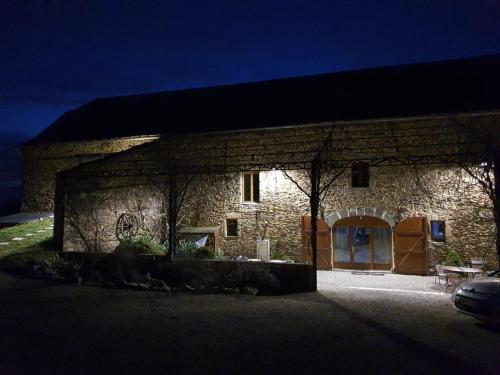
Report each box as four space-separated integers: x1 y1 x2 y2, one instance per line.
63 252 316 294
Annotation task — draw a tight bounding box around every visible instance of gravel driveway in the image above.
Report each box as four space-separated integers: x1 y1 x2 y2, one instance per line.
318 270 500 373
0 271 499 375
318 269 443 293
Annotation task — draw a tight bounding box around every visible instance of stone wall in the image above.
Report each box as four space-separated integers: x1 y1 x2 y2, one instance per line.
60 165 496 269
21 136 157 212
62 182 164 253
61 171 310 258
180 171 310 259
321 166 496 268
51 115 497 269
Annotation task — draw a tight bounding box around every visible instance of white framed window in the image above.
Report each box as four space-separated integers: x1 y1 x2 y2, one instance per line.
242 172 260 202
430 220 445 242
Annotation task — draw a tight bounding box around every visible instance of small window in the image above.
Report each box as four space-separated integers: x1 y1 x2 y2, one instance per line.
431 220 445 242
351 165 369 188
242 172 259 202
226 219 238 237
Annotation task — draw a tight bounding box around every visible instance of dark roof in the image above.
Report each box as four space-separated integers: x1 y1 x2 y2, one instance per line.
29 54 500 144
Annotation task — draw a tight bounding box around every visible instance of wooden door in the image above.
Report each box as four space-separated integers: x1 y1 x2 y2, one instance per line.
393 217 428 275
301 216 332 270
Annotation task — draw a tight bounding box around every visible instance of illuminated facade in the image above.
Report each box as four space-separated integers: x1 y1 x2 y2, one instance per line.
22 55 500 273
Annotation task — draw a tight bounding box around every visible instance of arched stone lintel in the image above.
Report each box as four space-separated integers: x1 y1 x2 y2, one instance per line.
326 207 395 228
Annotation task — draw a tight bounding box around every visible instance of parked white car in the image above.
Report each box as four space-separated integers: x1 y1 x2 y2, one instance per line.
453 270 500 324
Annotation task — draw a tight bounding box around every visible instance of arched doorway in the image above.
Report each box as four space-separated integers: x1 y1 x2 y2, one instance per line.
333 216 392 270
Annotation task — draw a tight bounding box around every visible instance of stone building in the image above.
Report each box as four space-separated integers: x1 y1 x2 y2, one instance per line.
23 54 500 273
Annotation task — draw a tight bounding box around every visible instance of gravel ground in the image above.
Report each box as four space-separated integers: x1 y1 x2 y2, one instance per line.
0 271 499 375
319 271 500 374
318 269 441 293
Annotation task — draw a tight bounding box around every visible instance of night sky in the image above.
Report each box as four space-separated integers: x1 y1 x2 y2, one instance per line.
1 0 500 138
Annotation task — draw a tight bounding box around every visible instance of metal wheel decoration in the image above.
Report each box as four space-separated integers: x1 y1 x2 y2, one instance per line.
116 213 139 240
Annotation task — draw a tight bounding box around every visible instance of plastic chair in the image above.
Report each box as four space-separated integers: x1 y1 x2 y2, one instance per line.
434 264 448 290
446 273 462 292
470 257 486 270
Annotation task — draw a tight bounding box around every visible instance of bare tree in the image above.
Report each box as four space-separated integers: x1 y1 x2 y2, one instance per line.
454 116 500 266
281 155 346 289
64 186 115 252
153 169 199 259
118 186 164 240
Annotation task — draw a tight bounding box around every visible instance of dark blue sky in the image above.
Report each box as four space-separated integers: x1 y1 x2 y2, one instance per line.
1 0 499 138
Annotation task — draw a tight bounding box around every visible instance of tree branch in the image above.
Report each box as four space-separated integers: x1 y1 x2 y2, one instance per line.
281 169 311 198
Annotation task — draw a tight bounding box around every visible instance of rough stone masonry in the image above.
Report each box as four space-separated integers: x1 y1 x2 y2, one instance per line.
52 118 496 271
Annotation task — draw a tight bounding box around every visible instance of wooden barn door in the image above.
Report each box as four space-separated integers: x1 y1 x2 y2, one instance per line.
301 216 332 270
393 217 428 275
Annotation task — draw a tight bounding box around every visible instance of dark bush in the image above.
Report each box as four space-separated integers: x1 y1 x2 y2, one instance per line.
444 250 463 267
194 246 214 259
79 253 110 283
271 248 292 262
152 260 184 287
218 263 279 291
78 237 165 284
176 239 198 258
115 236 166 256
177 240 214 259
66 253 310 294
0 249 60 271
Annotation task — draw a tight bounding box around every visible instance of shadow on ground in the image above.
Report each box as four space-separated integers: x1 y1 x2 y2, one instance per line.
0 279 497 375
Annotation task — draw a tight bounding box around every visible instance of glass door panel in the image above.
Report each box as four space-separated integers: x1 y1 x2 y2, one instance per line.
334 227 350 263
353 227 370 264
373 227 392 264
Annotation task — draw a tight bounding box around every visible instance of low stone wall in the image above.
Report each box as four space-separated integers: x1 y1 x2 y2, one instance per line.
167 260 316 294
63 252 316 294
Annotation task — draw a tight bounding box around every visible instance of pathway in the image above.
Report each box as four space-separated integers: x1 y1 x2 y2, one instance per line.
0 212 53 227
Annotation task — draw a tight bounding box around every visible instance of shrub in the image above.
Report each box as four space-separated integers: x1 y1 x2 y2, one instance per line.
444 250 463 267
85 252 154 284
218 263 279 292
32 237 56 251
168 261 279 292
215 248 225 260
115 236 166 256
95 237 166 282
0 249 60 270
272 248 293 262
177 240 214 259
176 239 198 258
195 246 214 259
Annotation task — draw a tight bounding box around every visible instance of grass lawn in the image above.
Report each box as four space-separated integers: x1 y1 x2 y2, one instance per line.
0 219 56 264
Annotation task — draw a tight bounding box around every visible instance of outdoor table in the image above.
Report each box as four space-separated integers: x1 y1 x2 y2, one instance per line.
442 266 483 279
